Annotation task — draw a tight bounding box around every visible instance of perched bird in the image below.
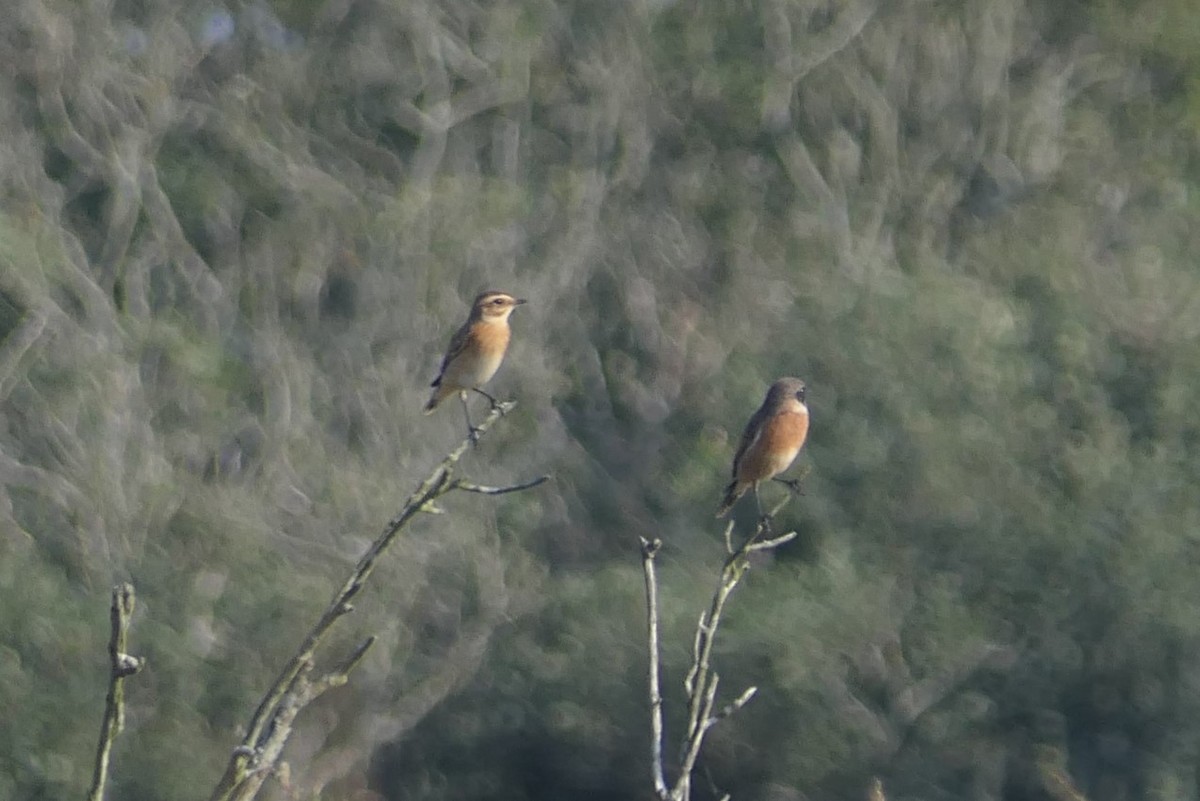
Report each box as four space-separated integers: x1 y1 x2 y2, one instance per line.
425 290 526 439
716 377 809 518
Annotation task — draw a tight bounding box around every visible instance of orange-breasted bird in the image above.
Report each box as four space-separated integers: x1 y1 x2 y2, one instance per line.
425 290 526 439
716 376 809 518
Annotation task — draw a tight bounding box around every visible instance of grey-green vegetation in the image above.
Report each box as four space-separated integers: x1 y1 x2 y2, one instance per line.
2 0 1199 798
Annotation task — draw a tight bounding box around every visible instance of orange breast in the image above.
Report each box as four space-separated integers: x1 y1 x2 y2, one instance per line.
736 410 808 483
473 320 511 352
443 322 511 390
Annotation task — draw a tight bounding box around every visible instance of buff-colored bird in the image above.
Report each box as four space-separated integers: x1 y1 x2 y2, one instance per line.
425 290 525 440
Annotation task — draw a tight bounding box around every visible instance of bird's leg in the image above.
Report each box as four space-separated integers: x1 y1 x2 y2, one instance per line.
754 483 772 533
470 387 503 412
772 476 804 496
459 391 481 446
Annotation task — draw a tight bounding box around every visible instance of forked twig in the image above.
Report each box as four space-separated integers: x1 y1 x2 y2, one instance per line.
642 491 801 801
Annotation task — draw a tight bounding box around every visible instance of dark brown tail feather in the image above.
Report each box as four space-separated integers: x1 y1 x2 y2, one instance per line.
715 480 743 518
423 387 444 414
423 374 444 413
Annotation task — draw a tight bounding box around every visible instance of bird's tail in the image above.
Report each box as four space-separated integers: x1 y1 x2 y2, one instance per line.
715 480 744 518
423 385 447 414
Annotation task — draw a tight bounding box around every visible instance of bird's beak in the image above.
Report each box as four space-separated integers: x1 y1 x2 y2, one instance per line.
514 298 528 305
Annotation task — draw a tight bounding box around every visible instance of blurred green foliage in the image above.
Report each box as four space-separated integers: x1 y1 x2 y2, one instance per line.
1 0 1199 799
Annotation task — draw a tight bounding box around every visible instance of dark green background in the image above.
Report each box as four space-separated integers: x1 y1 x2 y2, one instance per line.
2 0 1199 799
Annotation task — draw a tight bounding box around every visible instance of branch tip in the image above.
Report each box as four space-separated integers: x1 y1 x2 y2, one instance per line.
713 685 758 721
339 636 376 673
746 530 798 552
452 475 550 496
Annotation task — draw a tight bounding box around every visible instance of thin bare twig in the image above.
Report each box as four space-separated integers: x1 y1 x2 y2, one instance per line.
210 401 543 801
223 638 379 801
452 475 552 495
746 531 798 552
680 672 721 776
312 637 377 697
87 583 144 801
714 686 758 723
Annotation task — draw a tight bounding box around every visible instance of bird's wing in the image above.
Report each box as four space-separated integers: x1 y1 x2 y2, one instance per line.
431 320 473 387
730 404 767 478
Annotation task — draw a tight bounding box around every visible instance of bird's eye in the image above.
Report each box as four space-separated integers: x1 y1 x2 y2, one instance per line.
492 298 504 305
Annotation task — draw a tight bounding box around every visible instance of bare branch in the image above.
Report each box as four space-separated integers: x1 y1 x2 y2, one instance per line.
678 671 721 783
642 477 805 800
680 576 736 759
452 475 552 495
746 531 798 552
87 583 144 801
209 402 543 801
310 637 377 697
683 612 705 698
640 537 670 800
713 686 758 724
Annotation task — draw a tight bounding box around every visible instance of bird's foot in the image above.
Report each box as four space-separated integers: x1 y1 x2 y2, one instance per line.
472 387 502 411
773 477 804 496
